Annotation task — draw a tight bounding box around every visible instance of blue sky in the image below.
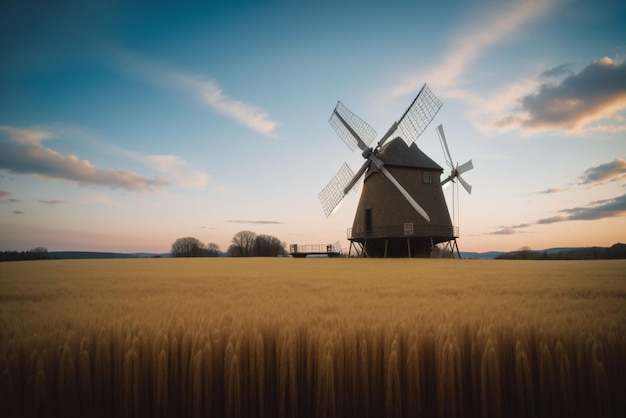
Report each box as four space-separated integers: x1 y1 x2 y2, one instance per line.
1 0 625 253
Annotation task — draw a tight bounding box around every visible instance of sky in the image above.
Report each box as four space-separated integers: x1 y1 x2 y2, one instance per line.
1 0 625 254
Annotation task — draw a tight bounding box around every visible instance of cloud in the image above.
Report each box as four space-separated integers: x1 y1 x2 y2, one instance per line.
534 188 568 194
0 189 10 198
558 194 626 221
489 158 626 234
498 57 626 131
114 52 278 136
540 63 575 79
177 75 278 136
579 158 626 185
536 215 569 224
227 220 285 225
39 199 68 205
0 126 169 190
13 210 24 215
0 126 51 144
388 0 553 96
143 155 209 190
491 227 522 235
493 192 626 234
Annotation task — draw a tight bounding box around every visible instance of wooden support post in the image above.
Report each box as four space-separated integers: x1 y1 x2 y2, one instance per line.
454 239 462 259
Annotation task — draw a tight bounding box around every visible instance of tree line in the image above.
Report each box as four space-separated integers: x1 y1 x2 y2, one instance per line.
0 247 50 262
171 230 287 257
495 243 626 260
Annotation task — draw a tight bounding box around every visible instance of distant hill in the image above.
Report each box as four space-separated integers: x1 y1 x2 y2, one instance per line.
4 246 623 261
50 251 144 259
460 251 504 260
494 243 626 260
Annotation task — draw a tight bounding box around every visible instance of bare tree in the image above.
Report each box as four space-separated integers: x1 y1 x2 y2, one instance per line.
206 242 220 257
230 230 257 257
255 234 286 257
171 237 205 257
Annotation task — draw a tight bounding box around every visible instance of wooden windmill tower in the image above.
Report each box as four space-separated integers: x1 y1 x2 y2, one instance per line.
318 85 473 258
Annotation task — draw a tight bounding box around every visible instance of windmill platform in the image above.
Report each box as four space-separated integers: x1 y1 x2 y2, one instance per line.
289 243 342 258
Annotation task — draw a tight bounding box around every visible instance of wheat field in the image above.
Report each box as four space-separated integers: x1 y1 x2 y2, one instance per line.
1 258 624 418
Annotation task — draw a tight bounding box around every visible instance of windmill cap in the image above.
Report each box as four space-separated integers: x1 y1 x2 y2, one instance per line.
378 137 443 171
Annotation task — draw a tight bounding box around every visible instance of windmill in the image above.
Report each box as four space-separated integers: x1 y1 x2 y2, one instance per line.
437 124 473 195
318 84 466 258
436 124 474 256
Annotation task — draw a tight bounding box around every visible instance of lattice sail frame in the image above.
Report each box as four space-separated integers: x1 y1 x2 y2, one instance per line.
329 101 377 152
318 163 356 217
394 84 443 147
320 84 443 218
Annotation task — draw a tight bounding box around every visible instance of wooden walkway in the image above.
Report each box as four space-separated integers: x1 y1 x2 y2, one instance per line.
288 243 342 258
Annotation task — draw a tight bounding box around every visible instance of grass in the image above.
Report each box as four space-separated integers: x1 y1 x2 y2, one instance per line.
1 258 625 417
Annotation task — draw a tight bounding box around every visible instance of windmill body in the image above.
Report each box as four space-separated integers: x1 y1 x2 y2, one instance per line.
318 84 472 258
349 137 457 257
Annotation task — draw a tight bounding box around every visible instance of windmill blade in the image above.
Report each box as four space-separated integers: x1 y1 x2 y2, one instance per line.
457 174 473 194
436 124 454 168
394 84 443 147
318 163 356 217
457 159 473 175
379 166 430 222
329 101 377 152
375 121 399 149
343 159 371 194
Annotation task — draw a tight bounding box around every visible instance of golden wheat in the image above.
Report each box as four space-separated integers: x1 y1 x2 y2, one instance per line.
0 258 624 417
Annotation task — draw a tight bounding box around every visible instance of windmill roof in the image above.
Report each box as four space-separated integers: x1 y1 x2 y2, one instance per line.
377 137 443 171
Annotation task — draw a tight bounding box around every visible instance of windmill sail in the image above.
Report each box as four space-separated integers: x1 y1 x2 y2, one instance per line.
318 163 356 217
394 84 443 147
329 101 377 152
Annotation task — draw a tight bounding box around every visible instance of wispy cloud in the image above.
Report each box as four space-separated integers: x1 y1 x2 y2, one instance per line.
114 52 278 136
39 199 68 205
0 126 50 144
489 193 626 235
227 220 285 225
579 158 626 185
533 188 568 195
0 190 20 204
488 159 626 235
0 126 169 190
497 57 626 132
540 63 575 79
176 75 278 136
13 210 24 215
143 155 209 190
491 227 527 235
556 194 626 221
388 0 553 97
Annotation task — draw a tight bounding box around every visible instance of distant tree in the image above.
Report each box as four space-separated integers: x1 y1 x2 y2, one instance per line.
231 230 257 257
0 247 49 262
255 234 286 257
28 247 49 260
171 237 205 257
227 244 241 257
206 242 220 257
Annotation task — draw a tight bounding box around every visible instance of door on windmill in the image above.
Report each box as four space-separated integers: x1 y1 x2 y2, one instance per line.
365 209 373 235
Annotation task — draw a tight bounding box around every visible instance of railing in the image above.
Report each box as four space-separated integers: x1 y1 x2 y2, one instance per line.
348 225 459 239
289 243 342 254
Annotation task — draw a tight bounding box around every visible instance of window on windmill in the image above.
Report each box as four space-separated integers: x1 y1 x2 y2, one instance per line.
422 171 432 184
404 222 414 235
